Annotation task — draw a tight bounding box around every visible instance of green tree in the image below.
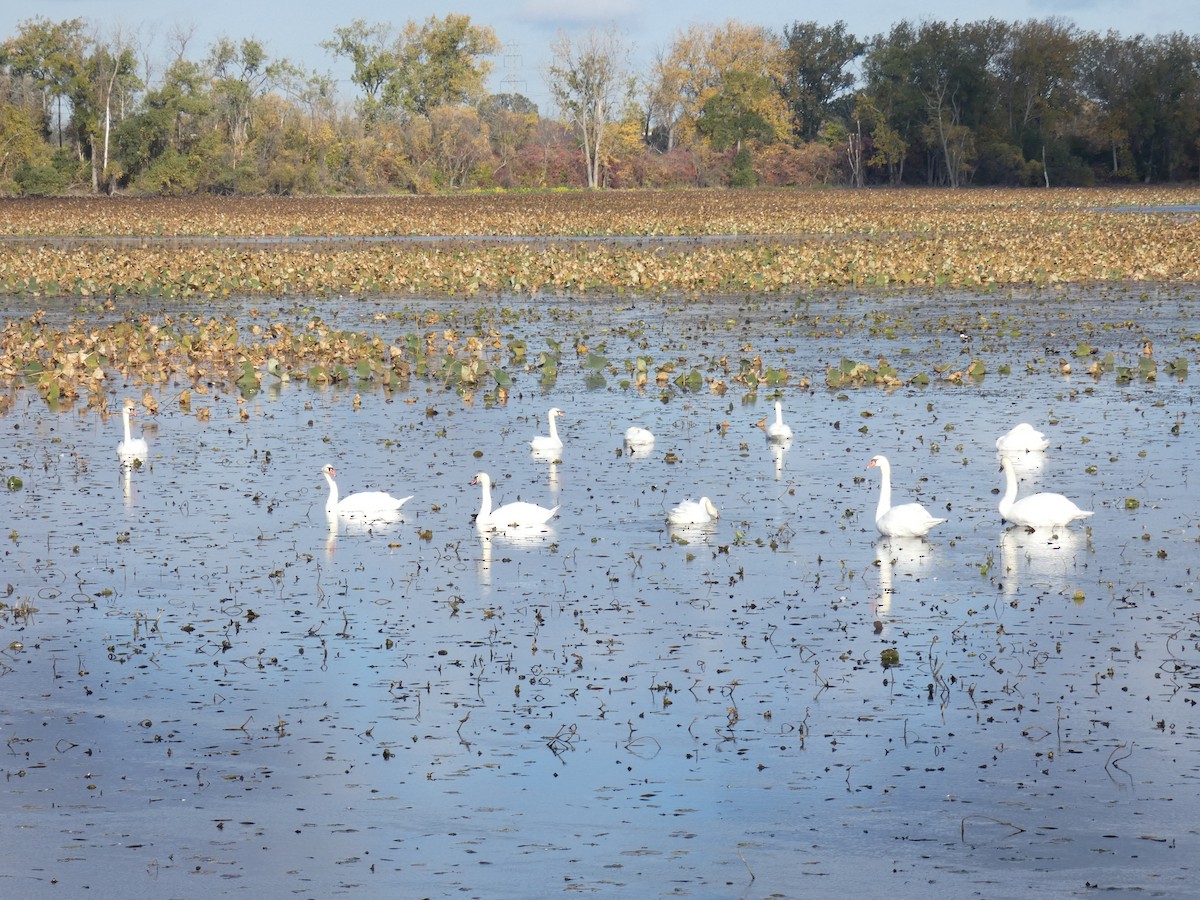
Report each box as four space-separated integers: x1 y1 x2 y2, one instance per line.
994 20 1079 152
862 19 1001 186
780 20 864 143
914 19 1003 186
651 21 788 150
208 37 280 159
2 16 87 147
859 22 925 183
116 57 210 191
392 14 498 118
324 15 497 126
696 69 776 153
1123 33 1200 181
74 31 140 192
321 19 398 127
0 100 52 192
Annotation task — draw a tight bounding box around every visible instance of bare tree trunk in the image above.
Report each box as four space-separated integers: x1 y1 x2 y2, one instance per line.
89 135 100 193
847 118 864 188
103 88 112 182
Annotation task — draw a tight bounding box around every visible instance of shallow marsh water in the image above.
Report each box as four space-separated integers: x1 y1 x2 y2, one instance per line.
1 285 1198 898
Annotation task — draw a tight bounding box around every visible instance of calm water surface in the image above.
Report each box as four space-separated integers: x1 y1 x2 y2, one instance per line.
1 286 1198 898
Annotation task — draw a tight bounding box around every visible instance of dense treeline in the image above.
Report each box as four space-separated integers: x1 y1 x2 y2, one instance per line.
1 14 1197 196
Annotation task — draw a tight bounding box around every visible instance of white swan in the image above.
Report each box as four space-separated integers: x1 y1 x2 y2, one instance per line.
996 422 1049 453
322 464 412 519
624 426 655 448
866 454 947 538
116 403 149 465
998 456 1092 528
667 496 719 525
471 471 558 530
763 401 793 442
530 407 565 452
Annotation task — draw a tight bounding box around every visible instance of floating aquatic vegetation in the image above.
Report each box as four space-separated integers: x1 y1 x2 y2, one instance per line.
824 356 912 389
3 189 1198 298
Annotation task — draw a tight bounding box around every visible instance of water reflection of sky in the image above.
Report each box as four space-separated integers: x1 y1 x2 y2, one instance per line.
1 286 1198 898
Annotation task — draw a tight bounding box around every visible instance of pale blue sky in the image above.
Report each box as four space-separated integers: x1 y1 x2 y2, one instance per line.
5 0 1197 113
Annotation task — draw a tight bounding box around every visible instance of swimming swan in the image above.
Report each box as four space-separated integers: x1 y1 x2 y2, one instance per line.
998 456 1092 528
322 464 411 518
763 401 793 442
117 403 149 466
530 407 565 452
471 471 558 529
867 454 947 538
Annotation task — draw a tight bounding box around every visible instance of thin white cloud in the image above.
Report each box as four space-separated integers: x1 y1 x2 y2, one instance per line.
516 0 641 30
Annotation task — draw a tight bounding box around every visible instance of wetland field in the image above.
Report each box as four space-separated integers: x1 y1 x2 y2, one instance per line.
1 189 1199 898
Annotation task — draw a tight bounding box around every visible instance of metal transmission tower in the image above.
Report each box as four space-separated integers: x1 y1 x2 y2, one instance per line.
501 42 527 100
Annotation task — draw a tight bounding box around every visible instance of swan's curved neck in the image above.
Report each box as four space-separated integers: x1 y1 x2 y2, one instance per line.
122 408 133 442
774 403 784 425
547 413 559 441
999 462 1017 518
875 461 892 521
324 472 339 512
477 477 493 523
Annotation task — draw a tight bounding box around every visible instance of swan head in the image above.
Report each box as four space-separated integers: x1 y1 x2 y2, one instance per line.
702 497 719 519
867 454 888 470
322 464 337 479
548 407 564 420
470 472 491 488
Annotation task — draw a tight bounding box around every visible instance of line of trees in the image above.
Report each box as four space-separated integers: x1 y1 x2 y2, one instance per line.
1 14 1197 195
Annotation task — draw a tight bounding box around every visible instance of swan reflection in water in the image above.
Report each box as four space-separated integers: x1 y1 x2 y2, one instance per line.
666 519 720 545
323 507 406 560
999 526 1086 599
623 426 655 459
873 537 935 617
625 443 654 461
121 464 135 511
769 436 791 480
530 447 562 496
479 526 556 589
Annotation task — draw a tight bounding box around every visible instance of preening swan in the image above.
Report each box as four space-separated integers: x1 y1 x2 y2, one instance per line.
530 407 565 452
667 496 720 526
624 426 655 448
322 464 411 519
866 454 947 538
117 403 149 465
761 401 793 442
996 422 1049 453
471 471 558 530
998 456 1092 528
